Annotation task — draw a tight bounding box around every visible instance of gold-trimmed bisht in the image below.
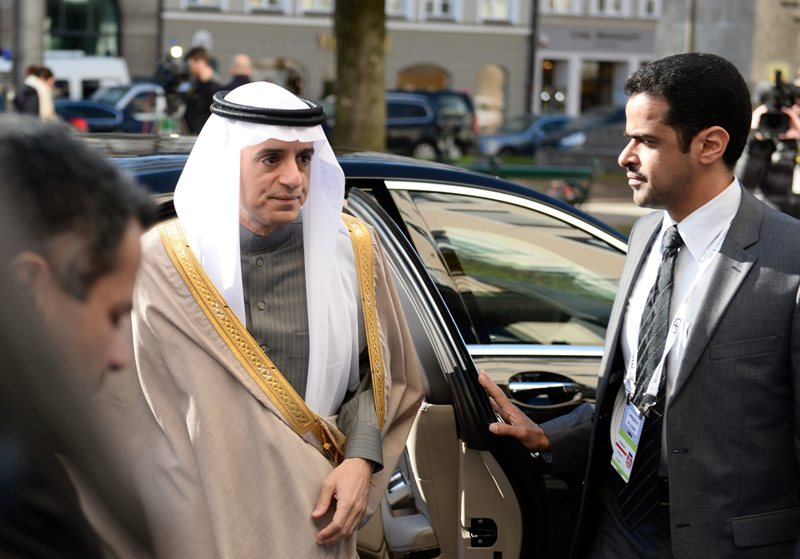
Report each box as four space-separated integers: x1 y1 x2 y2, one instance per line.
158 216 385 465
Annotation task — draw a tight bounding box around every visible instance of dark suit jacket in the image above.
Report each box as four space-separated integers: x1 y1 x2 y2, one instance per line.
545 188 800 558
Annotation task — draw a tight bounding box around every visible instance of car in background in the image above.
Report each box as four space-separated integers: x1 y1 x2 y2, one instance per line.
392 89 478 159
55 82 167 133
55 99 125 132
478 113 573 157
323 91 475 161
538 104 627 150
45 51 131 100
97 136 627 558
91 82 167 133
536 105 628 172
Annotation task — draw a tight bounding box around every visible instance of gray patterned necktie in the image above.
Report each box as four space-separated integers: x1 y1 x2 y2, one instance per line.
618 224 684 527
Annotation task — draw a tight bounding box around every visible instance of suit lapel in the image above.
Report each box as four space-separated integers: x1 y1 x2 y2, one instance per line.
596 211 661 402
669 188 762 403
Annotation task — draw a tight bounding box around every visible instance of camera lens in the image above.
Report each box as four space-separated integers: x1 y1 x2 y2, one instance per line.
759 111 790 139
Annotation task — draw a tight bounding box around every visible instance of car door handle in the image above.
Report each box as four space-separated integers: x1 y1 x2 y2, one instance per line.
507 379 582 408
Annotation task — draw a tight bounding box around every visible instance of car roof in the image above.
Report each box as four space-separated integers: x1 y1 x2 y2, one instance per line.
385 91 434 104
94 134 622 241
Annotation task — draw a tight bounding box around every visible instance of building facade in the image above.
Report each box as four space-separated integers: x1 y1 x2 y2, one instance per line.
151 0 661 130
2 0 797 126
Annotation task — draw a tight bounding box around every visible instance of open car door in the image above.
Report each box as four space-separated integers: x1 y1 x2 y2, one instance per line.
348 188 552 559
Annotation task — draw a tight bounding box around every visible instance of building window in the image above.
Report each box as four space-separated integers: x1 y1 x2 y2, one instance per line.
638 0 661 18
387 0 412 18
424 0 459 20
45 0 120 56
540 0 581 14
479 0 516 22
247 0 288 12
589 0 632 17
185 0 224 9
299 0 333 13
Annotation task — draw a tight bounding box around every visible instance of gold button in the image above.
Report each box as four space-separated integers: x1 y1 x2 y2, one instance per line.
257 301 265 310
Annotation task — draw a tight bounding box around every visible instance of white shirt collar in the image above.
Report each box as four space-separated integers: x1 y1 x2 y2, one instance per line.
659 177 741 262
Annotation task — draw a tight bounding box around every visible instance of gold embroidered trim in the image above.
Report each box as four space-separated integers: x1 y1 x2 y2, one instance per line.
157 220 345 465
342 214 386 430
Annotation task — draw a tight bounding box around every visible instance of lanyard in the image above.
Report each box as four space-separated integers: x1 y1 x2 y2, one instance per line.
623 224 730 413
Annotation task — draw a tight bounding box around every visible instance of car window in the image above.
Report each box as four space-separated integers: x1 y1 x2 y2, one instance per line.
407 190 623 346
500 115 535 133
387 101 429 119
435 94 470 116
541 120 566 133
81 79 101 99
93 86 127 105
129 92 156 113
54 79 70 99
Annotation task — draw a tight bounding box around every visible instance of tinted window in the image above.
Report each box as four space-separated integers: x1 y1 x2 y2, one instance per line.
409 191 623 346
82 79 101 99
54 79 70 98
387 101 428 119
434 94 470 116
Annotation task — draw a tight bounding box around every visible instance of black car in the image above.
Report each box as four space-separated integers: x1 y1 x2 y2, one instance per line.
384 91 446 160
101 136 627 558
391 89 478 159
323 90 477 161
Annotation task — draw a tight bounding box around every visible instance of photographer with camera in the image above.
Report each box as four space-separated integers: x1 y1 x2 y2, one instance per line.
735 70 800 217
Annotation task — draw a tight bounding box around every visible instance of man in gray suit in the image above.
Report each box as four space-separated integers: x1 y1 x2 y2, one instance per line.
480 52 800 558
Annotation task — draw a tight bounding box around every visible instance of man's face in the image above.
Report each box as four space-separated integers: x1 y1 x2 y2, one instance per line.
37 219 143 388
618 93 696 219
186 57 202 78
239 138 314 237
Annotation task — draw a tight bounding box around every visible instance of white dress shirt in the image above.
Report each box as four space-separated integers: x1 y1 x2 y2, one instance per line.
610 178 742 475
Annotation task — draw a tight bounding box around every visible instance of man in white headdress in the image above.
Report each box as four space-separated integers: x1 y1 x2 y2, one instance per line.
85 82 424 558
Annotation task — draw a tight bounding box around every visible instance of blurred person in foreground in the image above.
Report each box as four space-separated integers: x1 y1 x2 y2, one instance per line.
86 81 424 558
735 72 800 218
182 46 221 134
0 114 155 557
481 53 800 558
223 52 253 91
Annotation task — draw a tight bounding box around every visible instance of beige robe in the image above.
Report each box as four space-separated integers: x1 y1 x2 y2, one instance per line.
84 221 423 559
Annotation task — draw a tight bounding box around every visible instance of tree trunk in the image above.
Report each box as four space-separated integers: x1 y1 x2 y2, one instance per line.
333 0 386 153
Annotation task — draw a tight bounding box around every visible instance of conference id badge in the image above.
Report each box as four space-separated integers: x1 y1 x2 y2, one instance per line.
610 401 644 483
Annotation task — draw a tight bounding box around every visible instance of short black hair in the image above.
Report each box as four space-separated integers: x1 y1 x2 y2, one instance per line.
185 46 210 63
0 115 155 299
625 52 752 169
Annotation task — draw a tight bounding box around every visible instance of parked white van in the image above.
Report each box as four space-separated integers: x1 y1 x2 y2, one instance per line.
45 51 131 100
0 52 131 102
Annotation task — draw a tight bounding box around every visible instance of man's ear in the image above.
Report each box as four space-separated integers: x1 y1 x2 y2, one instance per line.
695 126 729 165
9 251 53 310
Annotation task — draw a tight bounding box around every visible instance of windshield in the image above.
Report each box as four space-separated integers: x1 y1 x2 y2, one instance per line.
561 105 624 131
92 86 127 105
498 115 537 133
